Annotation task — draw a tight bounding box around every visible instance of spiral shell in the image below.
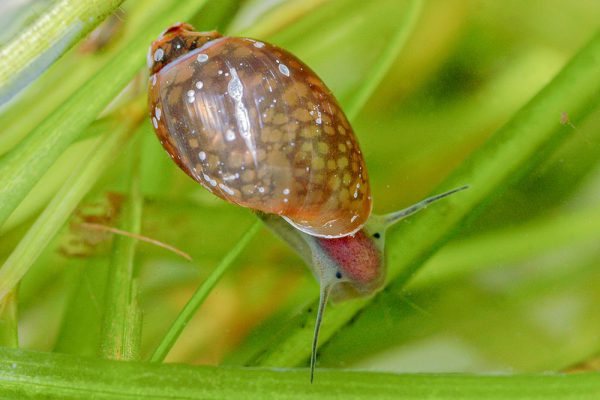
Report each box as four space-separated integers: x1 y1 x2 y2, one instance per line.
148 24 371 238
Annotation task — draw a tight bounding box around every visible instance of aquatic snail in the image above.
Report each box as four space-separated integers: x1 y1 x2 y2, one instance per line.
147 23 467 381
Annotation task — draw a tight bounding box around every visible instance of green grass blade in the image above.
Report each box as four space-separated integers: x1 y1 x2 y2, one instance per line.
99 149 143 361
253 29 600 368
0 290 18 347
0 0 208 230
0 0 124 104
150 221 262 362
2 347 600 399
0 118 140 302
344 0 422 117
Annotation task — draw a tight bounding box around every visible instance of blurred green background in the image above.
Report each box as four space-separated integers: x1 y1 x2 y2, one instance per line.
1 0 600 377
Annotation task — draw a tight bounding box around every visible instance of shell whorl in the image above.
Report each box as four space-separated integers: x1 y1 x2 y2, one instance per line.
148 25 371 238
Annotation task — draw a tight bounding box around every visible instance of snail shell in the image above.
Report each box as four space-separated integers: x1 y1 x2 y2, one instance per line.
147 24 371 238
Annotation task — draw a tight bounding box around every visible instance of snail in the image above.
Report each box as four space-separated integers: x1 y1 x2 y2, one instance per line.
147 23 467 381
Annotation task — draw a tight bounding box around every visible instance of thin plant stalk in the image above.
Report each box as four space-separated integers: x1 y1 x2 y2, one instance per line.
99 148 143 361
344 0 422 117
0 289 18 347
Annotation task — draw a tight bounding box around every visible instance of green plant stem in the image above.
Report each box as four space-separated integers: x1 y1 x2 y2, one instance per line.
0 0 208 231
254 29 600 368
0 289 18 347
344 0 422 117
0 118 140 302
0 0 124 104
2 347 600 400
99 149 143 361
150 221 262 362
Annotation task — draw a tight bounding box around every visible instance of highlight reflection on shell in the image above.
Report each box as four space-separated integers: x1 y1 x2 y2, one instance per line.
148 24 371 238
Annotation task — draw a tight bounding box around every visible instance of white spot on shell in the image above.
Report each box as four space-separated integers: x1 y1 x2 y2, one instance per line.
228 68 243 101
187 90 195 97
197 53 208 62
154 48 164 62
254 41 265 48
152 117 158 129
351 215 358 223
278 63 290 76
218 70 223 75
258 186 265 193
195 81 203 89
151 74 157 86
155 107 161 121
219 183 235 195
187 96 195 103
283 188 290 195
283 198 289 203
198 151 206 161
225 129 236 141
203 173 217 187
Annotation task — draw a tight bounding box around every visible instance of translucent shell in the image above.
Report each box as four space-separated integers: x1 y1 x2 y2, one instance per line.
148 24 371 238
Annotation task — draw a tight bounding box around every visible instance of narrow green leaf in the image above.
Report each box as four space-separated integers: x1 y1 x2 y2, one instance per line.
99 148 143 361
253 29 600 368
2 347 600 399
0 0 208 230
0 289 18 347
150 221 262 362
344 0 422 117
0 0 125 104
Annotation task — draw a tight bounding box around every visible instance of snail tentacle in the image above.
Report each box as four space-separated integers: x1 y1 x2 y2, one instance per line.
310 283 332 384
382 185 470 227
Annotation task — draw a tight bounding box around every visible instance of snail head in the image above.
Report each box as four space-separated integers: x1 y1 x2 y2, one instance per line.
147 23 222 75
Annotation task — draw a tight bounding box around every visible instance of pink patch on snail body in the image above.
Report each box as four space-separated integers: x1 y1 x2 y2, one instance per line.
317 231 380 285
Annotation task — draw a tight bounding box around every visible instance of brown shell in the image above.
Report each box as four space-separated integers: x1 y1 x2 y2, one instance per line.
147 24 371 238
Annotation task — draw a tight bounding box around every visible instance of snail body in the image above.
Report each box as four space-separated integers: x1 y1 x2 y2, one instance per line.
147 23 466 381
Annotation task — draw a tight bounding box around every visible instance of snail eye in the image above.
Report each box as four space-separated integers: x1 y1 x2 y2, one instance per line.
170 36 185 50
335 271 343 279
373 232 381 239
